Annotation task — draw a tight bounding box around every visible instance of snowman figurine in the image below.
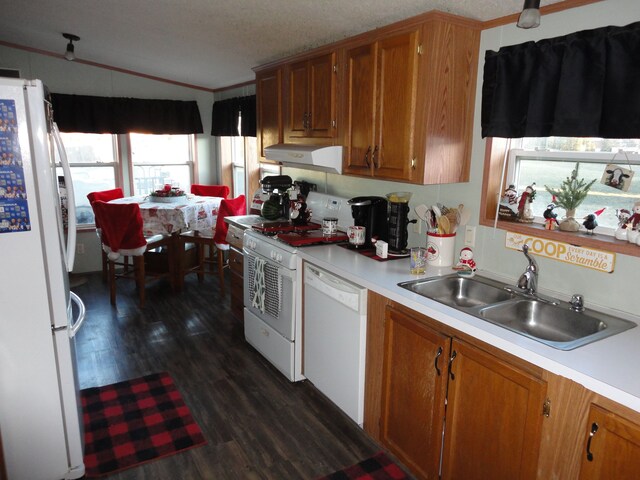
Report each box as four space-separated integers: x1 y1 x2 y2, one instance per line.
454 247 477 277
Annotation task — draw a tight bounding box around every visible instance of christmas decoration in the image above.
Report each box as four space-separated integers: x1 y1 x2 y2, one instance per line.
582 207 606 235
545 163 597 232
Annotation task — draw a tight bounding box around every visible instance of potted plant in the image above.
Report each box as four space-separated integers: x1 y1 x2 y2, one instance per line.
545 163 597 232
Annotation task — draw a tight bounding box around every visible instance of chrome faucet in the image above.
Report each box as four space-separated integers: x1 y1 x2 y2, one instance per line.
517 244 538 295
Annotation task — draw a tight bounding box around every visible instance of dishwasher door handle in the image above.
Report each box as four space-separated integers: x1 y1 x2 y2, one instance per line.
305 265 364 312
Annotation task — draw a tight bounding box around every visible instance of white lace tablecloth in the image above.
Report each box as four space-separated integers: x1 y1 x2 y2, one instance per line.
110 195 222 236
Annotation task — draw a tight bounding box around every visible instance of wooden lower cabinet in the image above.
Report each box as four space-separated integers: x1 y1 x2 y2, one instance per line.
442 339 546 480
380 307 449 478
368 293 548 480
578 404 640 479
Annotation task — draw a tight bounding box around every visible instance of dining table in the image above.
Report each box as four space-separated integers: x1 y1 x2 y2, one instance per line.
109 194 223 291
110 194 222 236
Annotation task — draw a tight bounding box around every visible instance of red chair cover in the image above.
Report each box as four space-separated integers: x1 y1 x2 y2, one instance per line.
92 201 147 259
191 184 230 199
214 195 246 246
87 188 124 228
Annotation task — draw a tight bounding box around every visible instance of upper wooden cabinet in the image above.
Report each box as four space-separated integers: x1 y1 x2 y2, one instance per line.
285 52 337 142
343 29 420 181
256 68 282 159
253 11 480 183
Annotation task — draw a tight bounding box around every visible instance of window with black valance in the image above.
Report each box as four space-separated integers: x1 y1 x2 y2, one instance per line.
481 21 640 139
50 93 203 134
211 95 256 137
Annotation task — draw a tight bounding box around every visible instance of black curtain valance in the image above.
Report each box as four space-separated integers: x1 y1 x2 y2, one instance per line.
481 21 640 139
211 95 256 137
51 93 203 134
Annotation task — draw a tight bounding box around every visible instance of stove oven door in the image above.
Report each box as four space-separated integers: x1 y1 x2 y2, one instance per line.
243 250 296 341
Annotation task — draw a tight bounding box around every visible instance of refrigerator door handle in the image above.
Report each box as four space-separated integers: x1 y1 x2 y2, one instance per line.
52 123 77 272
68 292 86 338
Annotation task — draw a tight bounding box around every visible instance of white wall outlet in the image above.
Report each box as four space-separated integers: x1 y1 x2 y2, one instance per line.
464 226 476 248
414 218 422 234
76 243 85 255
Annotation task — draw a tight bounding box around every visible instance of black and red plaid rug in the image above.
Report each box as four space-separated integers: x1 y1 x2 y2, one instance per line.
81 372 206 477
317 451 410 480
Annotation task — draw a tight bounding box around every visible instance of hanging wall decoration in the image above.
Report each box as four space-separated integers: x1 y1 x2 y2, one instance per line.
600 152 634 192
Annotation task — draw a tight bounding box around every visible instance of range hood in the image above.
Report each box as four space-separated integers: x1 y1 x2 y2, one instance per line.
264 144 343 174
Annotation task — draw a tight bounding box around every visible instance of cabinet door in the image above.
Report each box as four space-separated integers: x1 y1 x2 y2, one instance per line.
381 307 449 479
578 404 640 479
374 29 420 181
229 247 244 321
287 60 309 136
343 43 376 176
442 339 547 480
308 52 336 138
256 68 282 158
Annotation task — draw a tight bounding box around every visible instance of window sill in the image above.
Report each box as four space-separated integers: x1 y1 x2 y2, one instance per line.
479 218 640 258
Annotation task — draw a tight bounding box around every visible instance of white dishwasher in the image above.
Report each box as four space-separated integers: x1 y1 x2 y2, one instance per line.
303 263 367 425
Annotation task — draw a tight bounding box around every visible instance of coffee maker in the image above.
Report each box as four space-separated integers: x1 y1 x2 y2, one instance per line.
386 192 415 253
348 196 388 247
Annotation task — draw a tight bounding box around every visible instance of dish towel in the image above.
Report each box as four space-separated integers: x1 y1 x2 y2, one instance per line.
252 257 266 314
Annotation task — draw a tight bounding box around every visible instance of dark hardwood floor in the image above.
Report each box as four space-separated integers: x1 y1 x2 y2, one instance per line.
71 269 386 479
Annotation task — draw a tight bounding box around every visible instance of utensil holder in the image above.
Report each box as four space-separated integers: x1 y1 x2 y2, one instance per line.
427 233 456 267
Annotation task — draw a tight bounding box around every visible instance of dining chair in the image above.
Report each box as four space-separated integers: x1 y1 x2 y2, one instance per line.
87 188 126 282
91 200 175 307
191 184 230 199
179 194 246 295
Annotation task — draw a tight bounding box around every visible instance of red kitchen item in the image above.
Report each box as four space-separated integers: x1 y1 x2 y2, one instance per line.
276 231 348 247
252 221 321 234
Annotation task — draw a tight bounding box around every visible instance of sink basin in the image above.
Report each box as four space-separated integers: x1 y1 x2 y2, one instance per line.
398 275 515 308
478 299 635 349
398 274 636 350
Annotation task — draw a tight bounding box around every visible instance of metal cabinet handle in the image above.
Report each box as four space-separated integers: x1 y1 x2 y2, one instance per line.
372 145 379 168
586 422 599 461
448 350 457 380
434 346 443 376
363 146 372 168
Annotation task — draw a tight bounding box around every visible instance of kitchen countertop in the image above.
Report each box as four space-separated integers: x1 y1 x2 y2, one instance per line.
296 243 640 413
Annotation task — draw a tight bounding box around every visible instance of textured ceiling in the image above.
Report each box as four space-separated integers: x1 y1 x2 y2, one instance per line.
0 0 563 91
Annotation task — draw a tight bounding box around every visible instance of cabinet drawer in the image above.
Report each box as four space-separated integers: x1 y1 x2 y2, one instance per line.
229 247 243 275
226 224 244 250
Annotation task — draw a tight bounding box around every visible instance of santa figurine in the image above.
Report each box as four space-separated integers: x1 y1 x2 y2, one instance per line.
517 183 536 223
453 247 477 277
628 200 640 230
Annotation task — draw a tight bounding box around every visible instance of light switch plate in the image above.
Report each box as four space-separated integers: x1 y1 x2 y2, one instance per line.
464 226 476 247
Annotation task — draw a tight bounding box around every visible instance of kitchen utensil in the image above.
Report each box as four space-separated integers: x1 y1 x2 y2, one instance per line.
438 214 451 234
432 204 442 219
459 205 471 226
415 204 429 222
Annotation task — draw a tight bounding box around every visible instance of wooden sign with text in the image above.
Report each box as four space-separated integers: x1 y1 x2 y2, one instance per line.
505 232 616 273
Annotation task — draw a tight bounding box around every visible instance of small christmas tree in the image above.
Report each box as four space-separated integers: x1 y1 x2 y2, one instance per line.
545 163 597 212
544 163 597 232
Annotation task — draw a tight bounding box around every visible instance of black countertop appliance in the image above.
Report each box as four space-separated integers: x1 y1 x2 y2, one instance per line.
348 196 388 247
260 175 293 220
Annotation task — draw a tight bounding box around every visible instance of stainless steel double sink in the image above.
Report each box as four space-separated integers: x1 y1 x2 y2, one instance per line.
398 274 636 350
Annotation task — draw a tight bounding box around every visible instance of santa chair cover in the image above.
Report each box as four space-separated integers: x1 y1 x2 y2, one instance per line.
87 188 124 230
92 201 148 260
191 184 230 199
213 195 246 249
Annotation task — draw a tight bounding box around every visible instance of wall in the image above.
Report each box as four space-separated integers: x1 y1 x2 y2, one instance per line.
0 45 216 272
286 0 640 317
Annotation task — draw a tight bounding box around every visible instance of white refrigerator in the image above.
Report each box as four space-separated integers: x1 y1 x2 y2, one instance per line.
0 79 86 479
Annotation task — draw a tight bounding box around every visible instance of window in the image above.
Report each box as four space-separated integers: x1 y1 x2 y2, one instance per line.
507 138 640 235
129 133 194 195
57 133 118 226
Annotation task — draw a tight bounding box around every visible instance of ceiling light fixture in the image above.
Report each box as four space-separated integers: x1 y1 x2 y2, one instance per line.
62 33 80 61
517 0 541 29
